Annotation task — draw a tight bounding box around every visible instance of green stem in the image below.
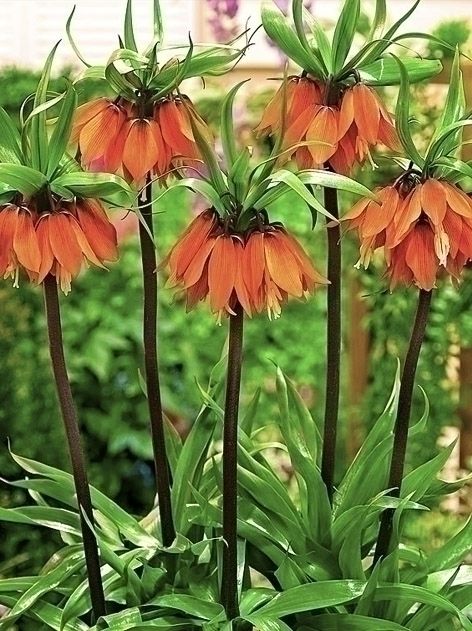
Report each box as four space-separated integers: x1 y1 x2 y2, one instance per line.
321 185 341 503
138 176 175 547
221 304 244 619
373 288 432 564
43 275 106 621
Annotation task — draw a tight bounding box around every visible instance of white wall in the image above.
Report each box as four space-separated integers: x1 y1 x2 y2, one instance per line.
0 0 470 70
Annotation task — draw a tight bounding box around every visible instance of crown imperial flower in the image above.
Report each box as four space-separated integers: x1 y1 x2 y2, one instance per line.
162 210 327 321
72 96 211 184
256 76 399 174
345 177 472 290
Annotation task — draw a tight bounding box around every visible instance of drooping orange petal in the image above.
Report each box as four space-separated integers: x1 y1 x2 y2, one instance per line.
342 197 371 222
289 78 321 124
233 240 253 317
443 208 463 258
183 237 216 288
405 224 438 290
281 230 328 286
281 105 319 155
444 182 472 219
36 216 55 283
390 187 422 246
264 232 303 297
459 218 472 258
122 119 160 183
208 236 237 311
378 117 400 151
80 104 125 165
76 201 118 262
47 213 83 276
186 263 209 311
255 80 297 135
352 84 380 145
71 98 110 143
13 209 41 272
103 119 130 174
0 208 18 273
306 106 338 164
420 179 447 225
68 217 105 268
244 231 266 299
338 88 354 139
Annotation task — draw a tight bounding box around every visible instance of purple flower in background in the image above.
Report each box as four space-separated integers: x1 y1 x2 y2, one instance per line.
274 0 313 16
206 0 240 43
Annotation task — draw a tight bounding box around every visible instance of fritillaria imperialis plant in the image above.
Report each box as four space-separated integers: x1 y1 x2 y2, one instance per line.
0 0 471 630
68 0 250 552
260 0 442 501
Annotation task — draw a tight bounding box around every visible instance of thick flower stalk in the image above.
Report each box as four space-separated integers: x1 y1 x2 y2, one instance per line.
162 209 327 321
72 96 210 185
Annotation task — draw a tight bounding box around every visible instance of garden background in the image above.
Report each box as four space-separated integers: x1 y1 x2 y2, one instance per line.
0 0 471 577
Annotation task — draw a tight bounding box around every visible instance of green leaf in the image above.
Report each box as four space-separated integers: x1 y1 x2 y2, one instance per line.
335 364 400 516
0 107 24 163
46 83 77 178
427 516 472 572
307 614 410 630
261 1 324 76
187 114 227 200
253 580 366 618
151 594 224 620
0 164 47 196
373 584 472 630
154 178 225 214
124 0 138 52
66 6 91 68
171 378 223 533
221 81 248 168
331 0 360 73
292 0 328 73
30 42 60 172
301 5 332 74
393 55 425 167
298 169 376 200
0 548 84 627
50 172 135 207
402 441 457 501
369 0 387 40
358 57 442 86
153 0 164 46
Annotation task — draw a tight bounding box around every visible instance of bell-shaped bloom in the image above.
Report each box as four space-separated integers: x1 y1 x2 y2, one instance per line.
35 199 118 294
163 211 327 320
256 76 399 174
72 95 211 184
0 204 41 283
344 177 472 289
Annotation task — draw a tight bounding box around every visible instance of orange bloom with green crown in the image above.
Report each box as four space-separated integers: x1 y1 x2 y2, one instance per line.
72 96 210 185
162 210 327 321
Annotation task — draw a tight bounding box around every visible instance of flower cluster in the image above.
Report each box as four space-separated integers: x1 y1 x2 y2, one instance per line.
0 199 118 293
256 76 399 174
72 96 210 184
163 210 327 320
345 177 472 290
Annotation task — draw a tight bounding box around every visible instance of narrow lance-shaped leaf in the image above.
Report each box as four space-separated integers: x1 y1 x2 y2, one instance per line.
393 55 425 168
30 42 61 172
0 108 23 164
221 80 249 169
358 57 442 86
261 0 324 75
331 0 360 73
124 0 138 52
46 83 77 178
66 7 91 67
0 164 48 197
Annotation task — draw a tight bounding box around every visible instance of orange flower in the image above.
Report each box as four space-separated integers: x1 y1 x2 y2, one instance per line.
344 177 472 289
72 96 211 184
0 204 41 284
257 76 399 174
35 199 118 294
163 211 327 320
